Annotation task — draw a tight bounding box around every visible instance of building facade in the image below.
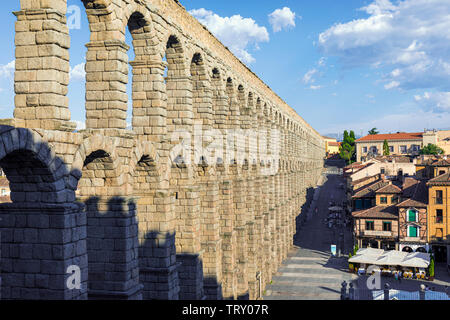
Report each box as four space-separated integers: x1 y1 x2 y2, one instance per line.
427 173 450 265
397 181 428 253
323 136 340 155
355 133 423 162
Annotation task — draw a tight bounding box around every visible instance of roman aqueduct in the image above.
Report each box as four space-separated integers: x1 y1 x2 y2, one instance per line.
0 0 325 300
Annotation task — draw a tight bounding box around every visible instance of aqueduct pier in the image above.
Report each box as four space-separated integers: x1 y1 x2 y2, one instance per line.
0 0 325 300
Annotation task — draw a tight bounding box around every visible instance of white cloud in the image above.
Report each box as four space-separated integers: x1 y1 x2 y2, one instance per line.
74 120 86 131
268 7 297 33
384 81 400 90
318 0 450 92
309 85 323 90
69 63 85 81
0 60 15 78
318 57 327 67
190 8 269 64
322 108 450 135
414 91 450 113
303 68 318 84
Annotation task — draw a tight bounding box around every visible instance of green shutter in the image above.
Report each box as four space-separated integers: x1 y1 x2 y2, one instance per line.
409 226 417 238
408 210 416 222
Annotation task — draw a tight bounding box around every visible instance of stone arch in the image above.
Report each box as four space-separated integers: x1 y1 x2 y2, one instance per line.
130 140 159 179
0 126 87 300
190 52 212 125
72 135 121 183
73 134 141 299
0 127 72 203
82 0 113 11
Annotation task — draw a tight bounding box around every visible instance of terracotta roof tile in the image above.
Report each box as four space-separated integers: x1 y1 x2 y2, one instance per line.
397 180 428 207
352 205 398 219
353 180 389 198
0 177 9 188
356 132 423 142
376 184 402 194
427 172 450 186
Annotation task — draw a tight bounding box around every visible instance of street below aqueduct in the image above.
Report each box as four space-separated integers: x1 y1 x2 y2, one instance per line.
264 171 356 300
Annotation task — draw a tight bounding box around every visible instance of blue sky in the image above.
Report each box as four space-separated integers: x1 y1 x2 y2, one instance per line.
0 0 449 138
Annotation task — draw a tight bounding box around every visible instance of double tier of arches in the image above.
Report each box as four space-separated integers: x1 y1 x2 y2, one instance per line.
0 0 325 300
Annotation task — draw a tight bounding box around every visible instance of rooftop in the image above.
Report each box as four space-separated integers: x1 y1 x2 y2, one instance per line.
376 184 402 194
356 132 423 143
427 172 450 186
352 205 398 219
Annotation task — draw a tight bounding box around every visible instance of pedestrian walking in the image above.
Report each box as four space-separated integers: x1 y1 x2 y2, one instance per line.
394 272 398 281
398 271 402 283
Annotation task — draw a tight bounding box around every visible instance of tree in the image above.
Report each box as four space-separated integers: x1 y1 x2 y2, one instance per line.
420 143 444 155
383 139 390 156
428 255 435 278
339 130 356 164
368 128 379 135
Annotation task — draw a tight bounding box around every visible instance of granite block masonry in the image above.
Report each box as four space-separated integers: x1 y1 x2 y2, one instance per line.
0 0 325 300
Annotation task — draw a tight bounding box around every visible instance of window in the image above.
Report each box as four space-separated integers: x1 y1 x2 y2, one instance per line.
1 189 6 196
392 196 398 204
363 147 368 153
380 197 388 204
436 209 443 224
411 145 420 152
400 145 407 154
383 222 392 231
370 146 378 154
436 190 443 204
389 146 394 153
408 209 417 222
381 168 386 174
439 170 445 176
408 226 418 238
366 221 374 230
355 199 363 210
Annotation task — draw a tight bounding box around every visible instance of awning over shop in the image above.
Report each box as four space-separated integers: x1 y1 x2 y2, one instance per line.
349 248 430 268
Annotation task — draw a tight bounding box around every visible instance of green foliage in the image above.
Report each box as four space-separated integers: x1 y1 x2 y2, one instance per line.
420 143 444 155
368 128 379 135
353 244 359 256
339 130 356 164
383 139 390 156
428 255 435 277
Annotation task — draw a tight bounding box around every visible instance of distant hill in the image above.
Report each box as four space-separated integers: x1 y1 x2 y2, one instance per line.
322 132 363 142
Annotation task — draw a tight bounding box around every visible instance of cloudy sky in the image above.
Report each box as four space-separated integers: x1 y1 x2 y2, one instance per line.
0 0 449 137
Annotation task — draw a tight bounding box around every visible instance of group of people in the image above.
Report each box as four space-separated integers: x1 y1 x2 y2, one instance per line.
394 270 403 283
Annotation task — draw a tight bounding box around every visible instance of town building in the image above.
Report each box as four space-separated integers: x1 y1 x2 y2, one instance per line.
323 136 340 155
0 167 10 203
397 180 429 253
427 172 450 266
351 174 430 253
416 157 450 179
346 155 416 183
355 132 423 162
423 130 450 155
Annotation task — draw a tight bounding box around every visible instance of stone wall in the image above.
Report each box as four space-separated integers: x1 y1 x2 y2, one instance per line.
0 0 325 300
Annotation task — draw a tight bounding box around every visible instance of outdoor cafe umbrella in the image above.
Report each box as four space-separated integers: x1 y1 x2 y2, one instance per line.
399 252 430 268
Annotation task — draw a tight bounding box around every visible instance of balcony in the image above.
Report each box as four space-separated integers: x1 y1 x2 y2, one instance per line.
403 237 425 242
363 230 393 237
